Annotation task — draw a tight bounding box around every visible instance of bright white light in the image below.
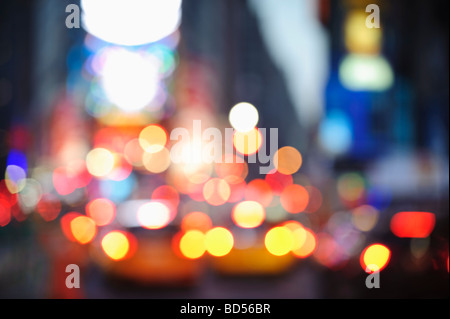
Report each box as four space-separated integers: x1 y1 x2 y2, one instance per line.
137 201 171 229
81 0 182 46
100 48 160 112
229 102 259 133
339 54 394 91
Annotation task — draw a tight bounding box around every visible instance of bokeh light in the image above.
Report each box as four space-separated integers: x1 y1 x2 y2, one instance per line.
345 11 382 54
101 231 132 261
244 179 273 207
137 201 171 229
0 198 11 227
265 170 293 195
181 211 212 232
99 173 136 202
70 215 97 244
203 178 230 206
360 244 391 273
229 102 259 133
5 165 27 194
292 228 317 258
339 54 394 92
99 48 160 112
205 227 234 257
232 201 266 229
81 0 182 46
142 147 171 173
265 226 294 257
86 198 116 226
390 212 436 238
179 230 206 259
351 205 379 232
152 185 180 213
86 148 115 177
280 184 310 214
139 125 168 153
337 172 365 203
273 146 302 175
215 154 245 181
233 128 263 156
124 138 145 167
6 149 27 174
36 193 61 222
319 111 352 156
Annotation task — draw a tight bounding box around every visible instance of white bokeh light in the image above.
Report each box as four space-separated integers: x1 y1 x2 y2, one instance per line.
100 48 160 112
81 0 182 46
339 54 394 92
137 201 171 229
229 102 259 133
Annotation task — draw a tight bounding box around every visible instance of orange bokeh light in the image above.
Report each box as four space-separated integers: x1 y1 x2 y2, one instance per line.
280 184 310 214
70 215 97 244
86 198 116 226
273 146 302 175
292 228 317 258
142 147 171 173
181 211 213 232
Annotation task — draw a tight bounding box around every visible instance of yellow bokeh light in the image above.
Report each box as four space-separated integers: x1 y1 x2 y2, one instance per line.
233 128 263 156
229 102 259 133
101 231 130 261
345 10 382 55
70 216 97 244
273 146 302 175
179 230 206 259
232 201 265 229
265 226 294 257
361 244 391 273
86 148 115 177
205 227 234 257
139 125 168 153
